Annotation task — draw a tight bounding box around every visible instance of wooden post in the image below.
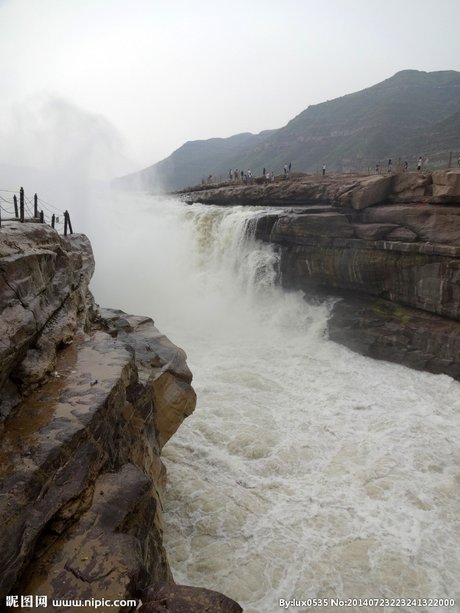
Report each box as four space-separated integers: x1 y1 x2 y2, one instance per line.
67 211 73 234
34 193 38 217
51 214 55 229
64 210 68 236
40 210 44 223
20 187 24 222
13 195 18 218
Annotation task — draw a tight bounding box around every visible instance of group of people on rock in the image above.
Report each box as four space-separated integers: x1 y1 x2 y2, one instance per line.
376 157 425 174
228 168 258 184
225 153 460 185
228 164 295 185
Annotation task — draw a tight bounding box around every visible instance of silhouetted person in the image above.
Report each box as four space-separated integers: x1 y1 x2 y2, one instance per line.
417 157 422 171
322 164 326 176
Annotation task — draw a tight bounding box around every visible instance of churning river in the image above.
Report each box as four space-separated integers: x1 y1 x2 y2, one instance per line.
88 192 460 613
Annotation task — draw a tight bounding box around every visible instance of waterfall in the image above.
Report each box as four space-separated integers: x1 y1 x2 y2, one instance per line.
89 192 460 613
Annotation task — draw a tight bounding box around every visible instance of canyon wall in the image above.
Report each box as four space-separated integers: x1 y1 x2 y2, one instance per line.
0 222 241 612
183 171 460 379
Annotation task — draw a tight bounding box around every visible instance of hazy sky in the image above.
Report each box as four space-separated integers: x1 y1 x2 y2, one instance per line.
1 0 460 177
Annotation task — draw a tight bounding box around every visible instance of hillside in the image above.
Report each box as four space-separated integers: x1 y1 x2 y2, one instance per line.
116 69 460 191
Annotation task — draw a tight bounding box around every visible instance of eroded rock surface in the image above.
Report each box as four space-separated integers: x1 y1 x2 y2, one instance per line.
0 223 95 424
328 293 460 380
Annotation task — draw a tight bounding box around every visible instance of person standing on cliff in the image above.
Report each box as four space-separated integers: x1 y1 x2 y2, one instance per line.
388 159 392 173
322 164 326 176
289 162 292 173
417 156 423 171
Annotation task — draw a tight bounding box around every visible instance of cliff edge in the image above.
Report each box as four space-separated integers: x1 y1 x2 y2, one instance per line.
0 222 241 612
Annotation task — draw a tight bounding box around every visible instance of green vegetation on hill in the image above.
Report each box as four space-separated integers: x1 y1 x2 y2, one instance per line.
116 69 460 191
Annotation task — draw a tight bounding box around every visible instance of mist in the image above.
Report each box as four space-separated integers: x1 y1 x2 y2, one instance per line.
0 95 136 232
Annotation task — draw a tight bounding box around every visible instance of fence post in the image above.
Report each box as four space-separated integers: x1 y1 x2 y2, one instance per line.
13 195 18 218
51 214 55 229
40 210 44 223
67 211 73 234
20 187 24 222
34 193 38 217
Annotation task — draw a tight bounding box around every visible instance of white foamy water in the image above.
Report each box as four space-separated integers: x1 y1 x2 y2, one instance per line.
88 192 460 613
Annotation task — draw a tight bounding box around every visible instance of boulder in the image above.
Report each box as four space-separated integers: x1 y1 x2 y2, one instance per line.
432 170 460 198
389 172 432 202
350 175 394 210
98 309 197 449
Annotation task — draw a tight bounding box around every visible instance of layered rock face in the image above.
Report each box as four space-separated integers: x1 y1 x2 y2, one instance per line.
185 171 460 379
0 223 241 612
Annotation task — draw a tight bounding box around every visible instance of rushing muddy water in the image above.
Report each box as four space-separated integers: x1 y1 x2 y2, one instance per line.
89 192 460 613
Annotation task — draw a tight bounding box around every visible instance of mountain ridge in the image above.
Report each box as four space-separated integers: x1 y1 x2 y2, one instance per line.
116 69 460 191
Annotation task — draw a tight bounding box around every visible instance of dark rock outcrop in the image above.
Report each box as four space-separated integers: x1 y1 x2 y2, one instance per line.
0 222 240 612
328 293 460 380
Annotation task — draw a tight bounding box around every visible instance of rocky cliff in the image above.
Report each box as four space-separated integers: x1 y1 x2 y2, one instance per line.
0 223 241 612
183 170 460 380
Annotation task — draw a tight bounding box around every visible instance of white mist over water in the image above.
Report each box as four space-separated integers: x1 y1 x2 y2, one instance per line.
89 193 460 613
